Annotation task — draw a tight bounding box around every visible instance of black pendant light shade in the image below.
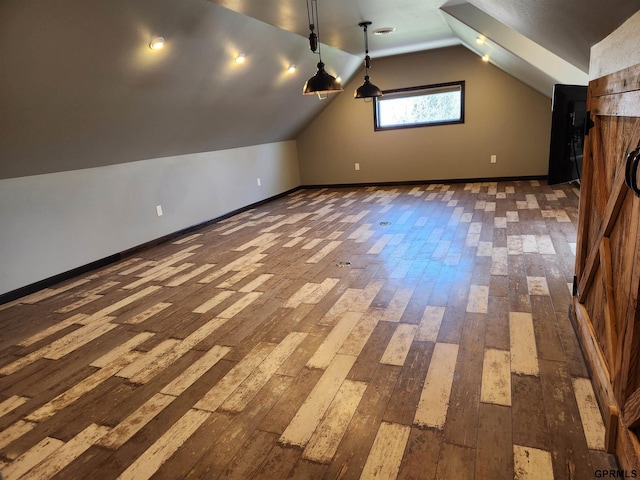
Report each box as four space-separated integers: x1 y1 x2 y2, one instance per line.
303 0 343 96
303 61 343 95
354 74 382 99
354 21 382 99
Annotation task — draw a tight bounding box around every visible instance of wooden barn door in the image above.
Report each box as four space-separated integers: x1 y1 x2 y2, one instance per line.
572 63 640 470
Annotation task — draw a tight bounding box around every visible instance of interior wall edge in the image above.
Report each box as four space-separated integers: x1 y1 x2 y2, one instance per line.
0 140 301 296
299 174 549 189
0 185 301 306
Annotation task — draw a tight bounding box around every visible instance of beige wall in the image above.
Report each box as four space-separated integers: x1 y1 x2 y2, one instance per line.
590 10 640 79
296 46 552 185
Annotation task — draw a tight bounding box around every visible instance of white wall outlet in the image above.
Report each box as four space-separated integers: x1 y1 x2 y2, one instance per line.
490 155 497 164
156 205 163 216
355 163 360 171
257 178 261 186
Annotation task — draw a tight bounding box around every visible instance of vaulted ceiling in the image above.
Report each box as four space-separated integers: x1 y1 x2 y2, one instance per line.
1 0 637 179
207 0 638 73
207 0 638 94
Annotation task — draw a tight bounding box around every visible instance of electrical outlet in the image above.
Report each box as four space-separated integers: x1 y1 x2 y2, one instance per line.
490 155 497 164
257 178 261 186
355 163 360 171
156 205 163 216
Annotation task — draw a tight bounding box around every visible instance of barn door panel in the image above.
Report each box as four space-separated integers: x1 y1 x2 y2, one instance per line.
572 62 640 470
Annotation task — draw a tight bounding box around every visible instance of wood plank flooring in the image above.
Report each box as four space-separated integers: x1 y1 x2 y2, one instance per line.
0 180 618 479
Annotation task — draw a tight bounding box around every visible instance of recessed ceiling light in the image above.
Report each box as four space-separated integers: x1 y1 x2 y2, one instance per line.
482 54 490 62
373 27 395 36
287 64 296 73
476 36 485 45
234 53 246 64
149 37 164 50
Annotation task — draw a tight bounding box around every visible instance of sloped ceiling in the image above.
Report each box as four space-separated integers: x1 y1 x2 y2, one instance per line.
209 0 638 68
441 3 589 96
205 0 461 57
0 0 361 179
462 0 640 73
1 0 638 179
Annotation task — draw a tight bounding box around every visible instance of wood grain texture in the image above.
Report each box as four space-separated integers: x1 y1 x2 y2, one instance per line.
475 403 513 480
572 63 640 472
0 181 603 478
360 422 411 480
513 444 554 480
414 342 459 429
481 348 511 407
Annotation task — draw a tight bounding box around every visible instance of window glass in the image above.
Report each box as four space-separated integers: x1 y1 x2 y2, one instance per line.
374 81 465 131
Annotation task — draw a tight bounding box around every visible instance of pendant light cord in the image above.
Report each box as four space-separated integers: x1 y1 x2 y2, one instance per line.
314 0 323 62
363 23 369 56
361 22 371 72
306 0 313 28
306 0 323 61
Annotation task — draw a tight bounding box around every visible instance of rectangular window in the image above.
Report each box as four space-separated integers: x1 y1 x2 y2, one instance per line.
374 81 465 131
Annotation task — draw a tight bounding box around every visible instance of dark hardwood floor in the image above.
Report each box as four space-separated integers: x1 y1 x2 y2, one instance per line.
0 180 618 479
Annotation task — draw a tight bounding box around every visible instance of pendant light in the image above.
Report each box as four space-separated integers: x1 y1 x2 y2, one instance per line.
303 0 343 96
354 21 382 99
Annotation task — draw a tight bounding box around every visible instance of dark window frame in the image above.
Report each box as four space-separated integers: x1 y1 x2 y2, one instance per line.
373 80 465 131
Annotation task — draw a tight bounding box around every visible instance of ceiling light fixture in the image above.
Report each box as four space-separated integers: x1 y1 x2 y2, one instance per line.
288 64 296 73
149 36 164 50
302 0 343 96
476 36 485 45
234 53 246 64
354 21 382 100
373 27 395 36
482 54 490 62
